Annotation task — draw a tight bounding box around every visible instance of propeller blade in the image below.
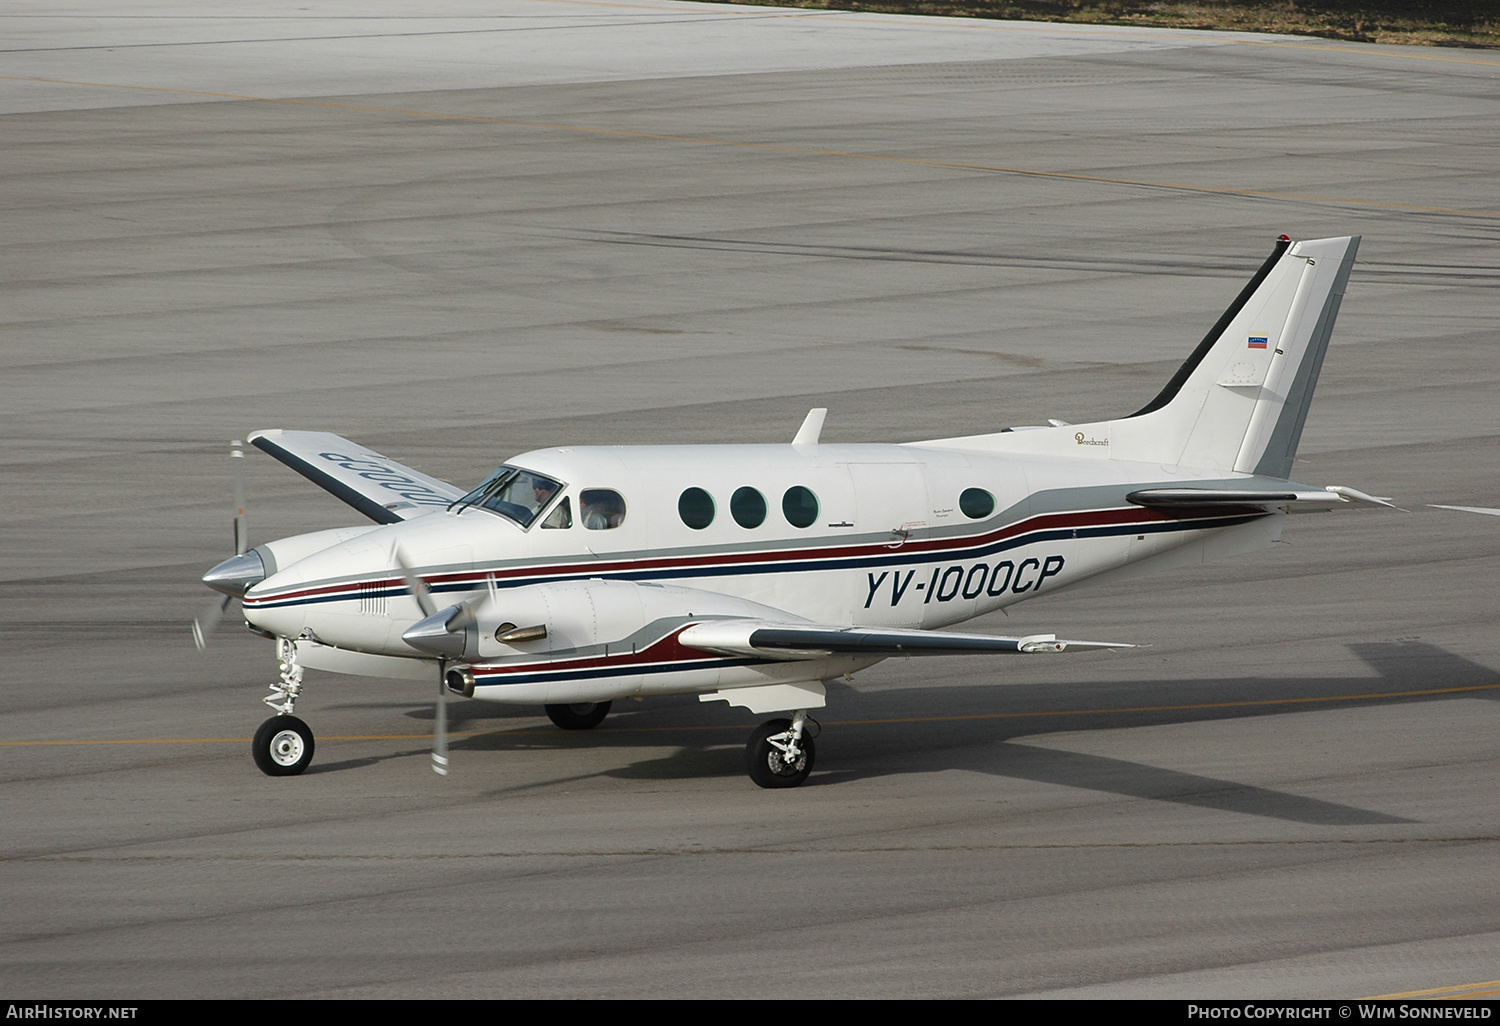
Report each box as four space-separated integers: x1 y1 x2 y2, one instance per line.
433 666 449 776
444 574 498 631
446 596 482 631
393 547 437 618
231 439 248 556
195 441 252 650
395 557 484 776
192 594 232 651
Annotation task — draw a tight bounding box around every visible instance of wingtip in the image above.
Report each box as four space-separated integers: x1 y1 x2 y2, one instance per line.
1326 485 1401 511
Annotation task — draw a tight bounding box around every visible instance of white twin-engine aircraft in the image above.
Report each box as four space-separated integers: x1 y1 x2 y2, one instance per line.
198 234 1391 788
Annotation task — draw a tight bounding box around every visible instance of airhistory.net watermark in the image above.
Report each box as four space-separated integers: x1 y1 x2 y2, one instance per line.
6 1007 138 1020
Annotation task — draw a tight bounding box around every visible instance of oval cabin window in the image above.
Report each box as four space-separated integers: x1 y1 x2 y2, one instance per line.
959 488 995 519
678 487 715 530
782 486 818 528
731 487 767 529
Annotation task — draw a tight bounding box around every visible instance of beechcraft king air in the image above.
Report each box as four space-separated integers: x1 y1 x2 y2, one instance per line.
197 234 1392 787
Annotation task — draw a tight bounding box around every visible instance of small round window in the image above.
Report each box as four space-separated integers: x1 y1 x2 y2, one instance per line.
782 486 818 529
679 487 715 530
959 488 995 519
730 487 767 529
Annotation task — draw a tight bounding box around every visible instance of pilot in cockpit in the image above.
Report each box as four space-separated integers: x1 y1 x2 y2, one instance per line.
530 477 559 513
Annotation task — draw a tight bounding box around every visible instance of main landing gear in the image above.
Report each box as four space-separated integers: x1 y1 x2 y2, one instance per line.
253 638 315 777
545 701 612 730
745 710 817 789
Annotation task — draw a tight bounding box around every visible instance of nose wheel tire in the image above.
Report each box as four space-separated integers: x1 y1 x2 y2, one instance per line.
746 718 815 789
545 701 612 731
253 715 315 776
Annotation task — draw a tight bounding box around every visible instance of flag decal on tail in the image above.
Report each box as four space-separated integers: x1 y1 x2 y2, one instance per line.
1248 336 1268 349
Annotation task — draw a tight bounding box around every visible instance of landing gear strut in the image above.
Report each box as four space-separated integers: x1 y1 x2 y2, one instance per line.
745 710 816 789
545 701 612 730
253 638 315 776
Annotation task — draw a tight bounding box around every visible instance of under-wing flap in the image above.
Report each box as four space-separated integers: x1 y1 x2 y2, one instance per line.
249 430 466 524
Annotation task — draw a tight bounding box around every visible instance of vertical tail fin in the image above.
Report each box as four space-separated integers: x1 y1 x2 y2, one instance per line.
1129 237 1293 419
909 235 1360 475
1110 235 1360 476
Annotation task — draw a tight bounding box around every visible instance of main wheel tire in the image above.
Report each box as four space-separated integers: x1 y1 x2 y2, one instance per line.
745 718 815 789
545 701 612 731
252 715 315 776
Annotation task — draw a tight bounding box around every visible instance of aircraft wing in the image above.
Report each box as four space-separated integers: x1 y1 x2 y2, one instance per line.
1127 485 1396 513
249 430 466 524
677 620 1131 659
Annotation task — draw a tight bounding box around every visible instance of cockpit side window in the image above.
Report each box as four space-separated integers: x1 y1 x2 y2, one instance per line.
540 496 572 529
580 489 626 530
451 466 566 528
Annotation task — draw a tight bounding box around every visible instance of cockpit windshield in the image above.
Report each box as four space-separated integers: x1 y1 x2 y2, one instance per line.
450 466 565 528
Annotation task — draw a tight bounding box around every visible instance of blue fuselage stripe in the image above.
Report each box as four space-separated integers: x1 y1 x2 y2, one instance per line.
249 513 1260 611
474 655 762 688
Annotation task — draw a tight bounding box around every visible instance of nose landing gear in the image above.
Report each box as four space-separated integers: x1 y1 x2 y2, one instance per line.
253 715 315 776
253 638 315 777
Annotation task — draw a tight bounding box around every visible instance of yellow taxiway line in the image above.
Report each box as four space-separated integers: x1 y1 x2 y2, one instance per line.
1368 978 1500 1000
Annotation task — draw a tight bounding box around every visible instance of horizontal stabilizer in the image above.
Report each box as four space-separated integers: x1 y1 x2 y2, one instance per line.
678 620 1131 659
1128 485 1395 513
1128 488 1300 508
249 430 465 524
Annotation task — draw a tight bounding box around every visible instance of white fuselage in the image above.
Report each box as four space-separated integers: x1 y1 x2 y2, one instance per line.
241 442 1278 705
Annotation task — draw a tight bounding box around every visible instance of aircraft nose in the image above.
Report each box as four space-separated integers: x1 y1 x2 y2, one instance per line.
203 551 266 597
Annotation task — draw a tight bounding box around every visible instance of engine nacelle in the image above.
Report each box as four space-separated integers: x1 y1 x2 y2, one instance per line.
406 578 792 664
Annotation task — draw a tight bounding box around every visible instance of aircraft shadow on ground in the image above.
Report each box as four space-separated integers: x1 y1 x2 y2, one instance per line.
344 641 1494 821
948 744 1411 825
